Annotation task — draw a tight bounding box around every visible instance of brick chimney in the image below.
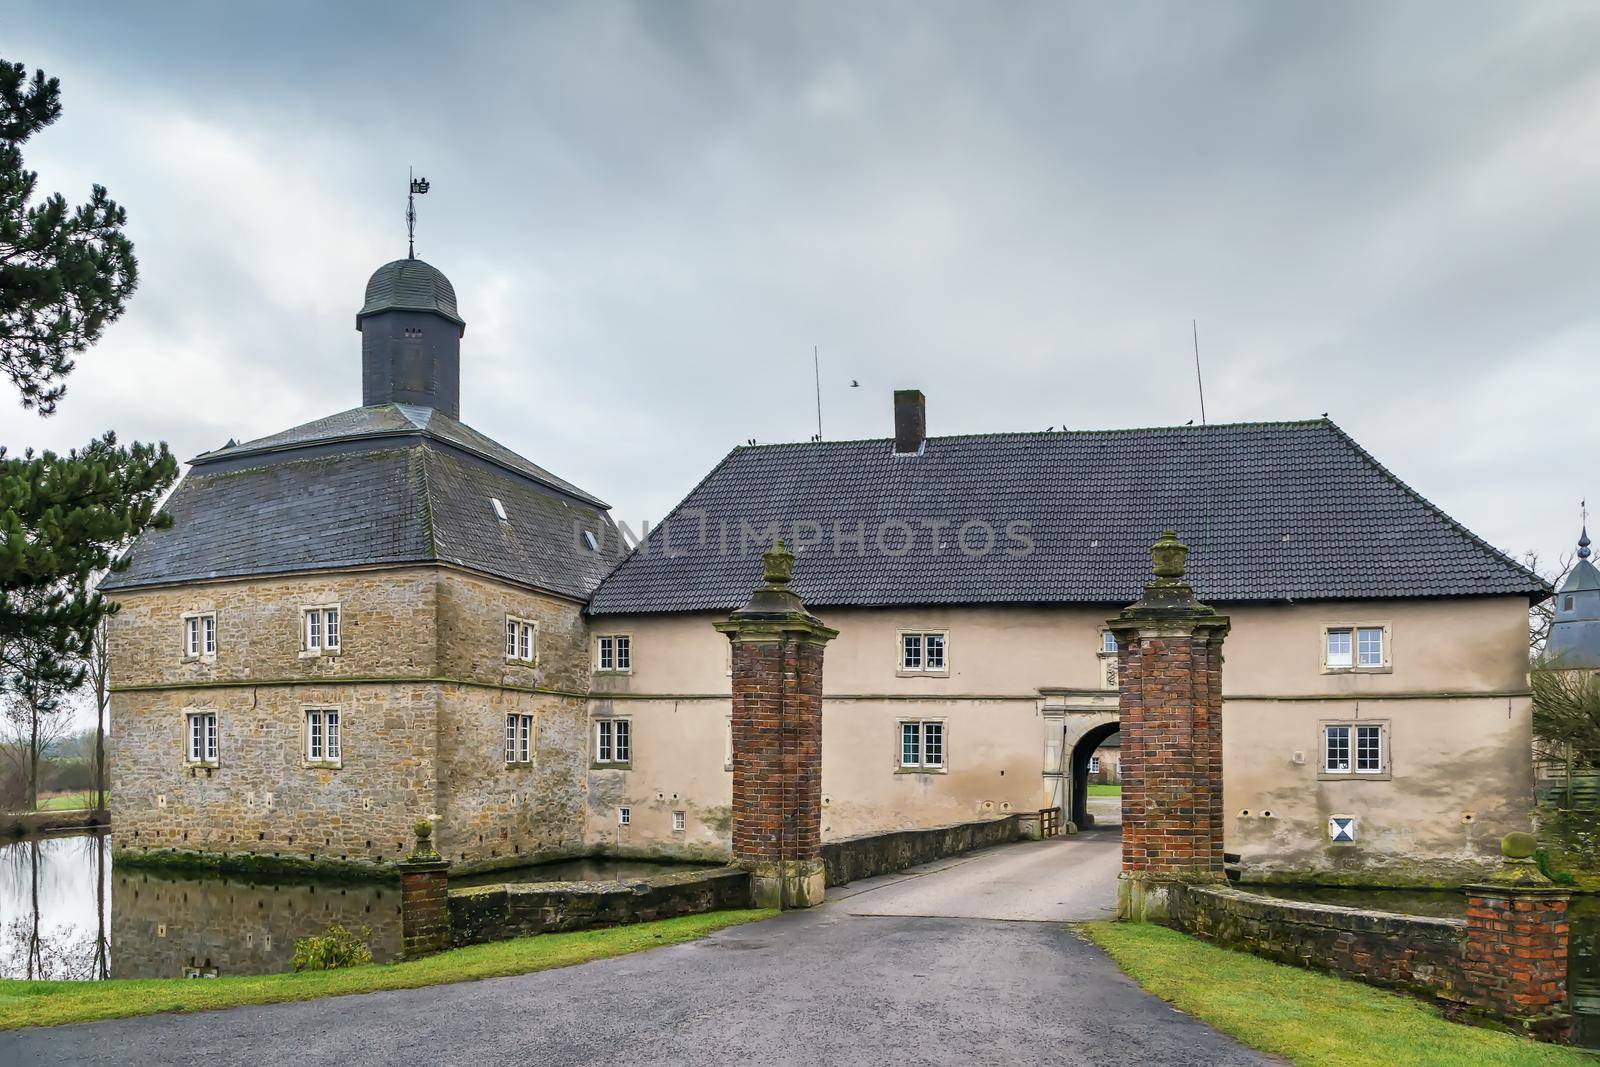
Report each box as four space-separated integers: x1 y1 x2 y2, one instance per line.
893 389 926 454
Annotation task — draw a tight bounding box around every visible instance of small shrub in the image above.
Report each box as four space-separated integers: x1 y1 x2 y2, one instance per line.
291 923 373 971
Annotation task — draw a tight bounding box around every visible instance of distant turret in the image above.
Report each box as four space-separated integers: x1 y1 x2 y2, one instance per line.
1548 524 1600 669
356 257 465 418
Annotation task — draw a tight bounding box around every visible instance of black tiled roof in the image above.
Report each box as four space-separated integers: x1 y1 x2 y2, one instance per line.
104 415 615 601
193 404 607 508
587 420 1548 615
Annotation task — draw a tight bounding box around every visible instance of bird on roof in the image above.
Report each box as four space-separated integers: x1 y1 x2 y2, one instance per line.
850 380 860 387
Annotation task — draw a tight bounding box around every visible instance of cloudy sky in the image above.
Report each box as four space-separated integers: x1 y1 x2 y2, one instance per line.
6 1 1599 575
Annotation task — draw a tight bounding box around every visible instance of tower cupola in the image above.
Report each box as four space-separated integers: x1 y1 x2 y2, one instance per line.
356 257 466 418
1548 522 1600 670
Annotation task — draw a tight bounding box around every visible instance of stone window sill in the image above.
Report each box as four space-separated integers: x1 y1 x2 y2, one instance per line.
1317 770 1392 782
182 655 217 665
590 761 632 771
186 760 219 771
504 760 534 769
1319 666 1393 676
896 766 948 775
298 649 341 660
303 760 342 770
895 670 950 679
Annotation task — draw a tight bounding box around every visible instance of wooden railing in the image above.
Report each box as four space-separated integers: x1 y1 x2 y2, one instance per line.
1039 806 1062 838
1535 748 1600 810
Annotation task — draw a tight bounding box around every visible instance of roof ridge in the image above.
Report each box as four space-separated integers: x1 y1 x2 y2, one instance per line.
1320 419 1551 597
730 418 1334 451
588 443 747 603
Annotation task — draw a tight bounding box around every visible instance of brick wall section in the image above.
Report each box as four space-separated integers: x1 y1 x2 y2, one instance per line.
1117 630 1225 879
729 637 824 865
400 865 450 957
1176 884 1466 1000
1463 889 1571 1036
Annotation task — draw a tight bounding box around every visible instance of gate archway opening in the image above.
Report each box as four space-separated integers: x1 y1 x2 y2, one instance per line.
1068 720 1122 829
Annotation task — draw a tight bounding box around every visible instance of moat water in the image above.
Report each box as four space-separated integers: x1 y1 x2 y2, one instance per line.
0 831 708 980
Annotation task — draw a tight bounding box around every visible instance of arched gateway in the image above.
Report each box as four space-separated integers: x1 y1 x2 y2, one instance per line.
718 532 1226 920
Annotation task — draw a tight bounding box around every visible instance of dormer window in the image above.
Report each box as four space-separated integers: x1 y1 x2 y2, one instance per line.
491 498 509 523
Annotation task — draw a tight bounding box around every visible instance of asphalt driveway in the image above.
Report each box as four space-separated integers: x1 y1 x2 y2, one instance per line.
2 832 1270 1067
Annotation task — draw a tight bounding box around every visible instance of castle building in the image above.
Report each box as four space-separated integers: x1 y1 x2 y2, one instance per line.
108 255 1552 883
104 256 617 870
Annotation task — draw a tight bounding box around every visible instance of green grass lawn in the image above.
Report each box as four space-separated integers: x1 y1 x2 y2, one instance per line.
1087 784 1121 797
0 909 773 1030
35 791 98 811
1081 922 1590 1066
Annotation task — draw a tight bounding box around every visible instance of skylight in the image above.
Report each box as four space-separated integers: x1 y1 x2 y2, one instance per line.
583 529 599 552
490 498 508 523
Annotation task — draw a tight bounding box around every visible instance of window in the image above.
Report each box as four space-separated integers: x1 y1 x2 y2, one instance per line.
899 720 945 770
618 807 630 826
1566 595 1576 612
899 632 948 673
1322 722 1385 776
595 719 631 765
596 635 631 674
505 618 537 663
184 613 216 658
672 811 686 832
303 606 341 653
1088 755 1101 774
187 712 218 763
1324 625 1388 671
1098 630 1119 689
504 714 533 764
306 709 341 764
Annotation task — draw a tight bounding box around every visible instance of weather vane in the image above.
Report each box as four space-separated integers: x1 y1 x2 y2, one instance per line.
407 166 430 259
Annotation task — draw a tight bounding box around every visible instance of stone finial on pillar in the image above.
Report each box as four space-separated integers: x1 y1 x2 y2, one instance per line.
398 819 451 957
1107 530 1230 923
714 540 839 909
1460 832 1572 1040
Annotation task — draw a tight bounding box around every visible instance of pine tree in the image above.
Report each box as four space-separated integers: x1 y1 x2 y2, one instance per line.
0 61 137 415
0 58 177 725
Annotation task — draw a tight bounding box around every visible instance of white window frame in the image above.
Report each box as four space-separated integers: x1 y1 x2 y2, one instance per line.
302 605 342 655
186 711 218 765
505 617 538 664
672 810 686 833
504 713 534 765
1088 755 1102 774
594 718 632 766
1319 720 1389 780
618 807 631 826
595 634 632 674
305 708 342 766
183 612 217 660
1321 624 1390 673
898 631 950 675
1097 630 1119 689
898 719 946 772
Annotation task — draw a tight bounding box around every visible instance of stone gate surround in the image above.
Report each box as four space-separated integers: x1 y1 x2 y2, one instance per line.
715 541 837 909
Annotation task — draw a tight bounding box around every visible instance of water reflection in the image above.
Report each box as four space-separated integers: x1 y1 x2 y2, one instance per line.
0 831 402 979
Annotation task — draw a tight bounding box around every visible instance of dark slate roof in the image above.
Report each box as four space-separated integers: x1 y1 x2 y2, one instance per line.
358 258 464 327
103 414 615 600
587 419 1549 615
193 404 607 508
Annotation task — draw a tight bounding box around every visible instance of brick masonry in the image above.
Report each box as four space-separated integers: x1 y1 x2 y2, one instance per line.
1462 887 1571 1038
728 638 825 867
399 864 451 957
1116 630 1226 880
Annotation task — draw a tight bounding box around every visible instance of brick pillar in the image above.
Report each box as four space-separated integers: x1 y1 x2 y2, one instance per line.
398 819 450 957
1107 530 1230 923
1460 831 1572 1041
715 540 837 909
